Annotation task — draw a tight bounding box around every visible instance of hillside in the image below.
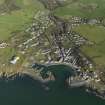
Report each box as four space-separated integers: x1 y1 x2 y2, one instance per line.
0 0 45 41
53 0 105 68
54 0 105 19
0 0 46 74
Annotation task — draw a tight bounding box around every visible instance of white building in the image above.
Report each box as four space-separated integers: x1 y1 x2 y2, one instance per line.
10 57 20 64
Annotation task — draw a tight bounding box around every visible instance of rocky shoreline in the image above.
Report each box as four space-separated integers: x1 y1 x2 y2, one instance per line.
0 64 105 100
86 87 105 100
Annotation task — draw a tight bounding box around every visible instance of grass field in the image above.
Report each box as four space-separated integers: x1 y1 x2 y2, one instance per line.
0 0 45 41
73 24 105 67
74 25 105 43
54 0 105 19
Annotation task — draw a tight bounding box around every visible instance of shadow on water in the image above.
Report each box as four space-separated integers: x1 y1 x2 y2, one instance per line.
0 65 105 105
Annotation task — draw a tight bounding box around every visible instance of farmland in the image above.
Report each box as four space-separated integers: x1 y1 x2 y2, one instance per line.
74 24 105 67
54 0 105 19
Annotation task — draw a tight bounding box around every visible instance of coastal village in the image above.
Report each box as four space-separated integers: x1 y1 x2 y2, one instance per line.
0 10 104 94
0 0 105 99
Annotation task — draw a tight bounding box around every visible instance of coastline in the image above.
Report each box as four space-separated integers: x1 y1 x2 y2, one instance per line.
86 87 105 100
0 63 104 100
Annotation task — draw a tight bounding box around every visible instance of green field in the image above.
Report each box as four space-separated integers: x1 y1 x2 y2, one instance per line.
0 0 45 41
54 0 105 19
73 24 105 67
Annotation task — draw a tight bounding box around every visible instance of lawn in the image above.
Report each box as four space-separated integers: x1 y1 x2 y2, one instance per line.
53 0 105 19
73 24 105 67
